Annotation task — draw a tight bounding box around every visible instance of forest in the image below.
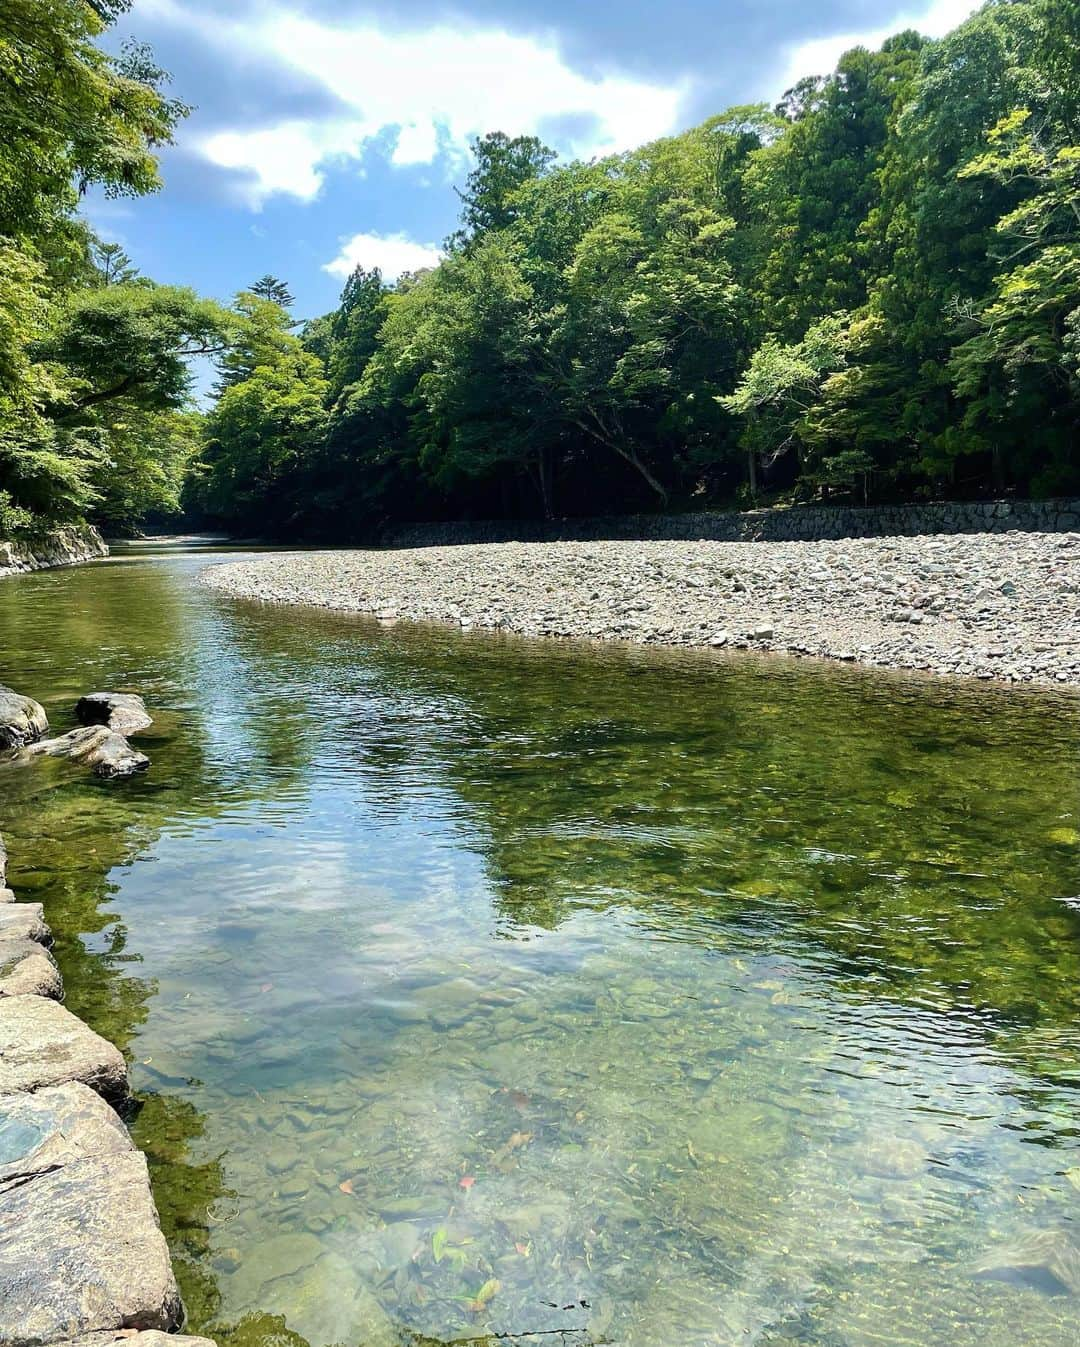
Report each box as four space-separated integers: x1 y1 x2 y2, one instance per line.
1 0 1078 540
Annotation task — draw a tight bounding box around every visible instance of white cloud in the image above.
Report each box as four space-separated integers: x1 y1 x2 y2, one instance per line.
142 2 687 207
392 122 441 168
323 231 443 281
773 0 979 94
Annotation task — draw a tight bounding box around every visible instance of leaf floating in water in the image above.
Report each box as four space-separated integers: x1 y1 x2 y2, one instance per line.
507 1130 533 1151
1064 1168 1080 1193
432 1227 448 1263
260 983 273 993
514 1241 531 1256
338 1179 354 1195
459 1175 476 1190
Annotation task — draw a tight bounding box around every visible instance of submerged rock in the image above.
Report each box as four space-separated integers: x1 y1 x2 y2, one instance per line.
23 726 149 779
969 1228 1080 1296
75 692 153 737
0 995 128 1102
854 1136 928 1180
0 1083 182 1345
0 686 48 750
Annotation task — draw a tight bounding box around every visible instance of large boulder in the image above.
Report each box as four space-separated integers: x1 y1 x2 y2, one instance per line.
0 996 127 1102
22 727 149 779
0 1081 130 1184
0 903 50 946
0 1083 182 1345
0 687 47 751
75 693 152 738
0 939 62 999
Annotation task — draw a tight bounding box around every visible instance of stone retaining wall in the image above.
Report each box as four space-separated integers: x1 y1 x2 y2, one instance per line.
0 525 108 578
383 497 1080 549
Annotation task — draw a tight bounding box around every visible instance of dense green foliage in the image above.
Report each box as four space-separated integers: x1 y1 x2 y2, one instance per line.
189 0 1079 537
0 0 228 536
3 1 1078 540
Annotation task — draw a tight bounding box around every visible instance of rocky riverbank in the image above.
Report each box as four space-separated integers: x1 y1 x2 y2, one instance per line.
0 690 209 1347
0 525 108 578
204 532 1080 688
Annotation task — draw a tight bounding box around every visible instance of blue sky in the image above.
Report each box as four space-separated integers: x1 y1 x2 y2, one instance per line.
93 0 979 323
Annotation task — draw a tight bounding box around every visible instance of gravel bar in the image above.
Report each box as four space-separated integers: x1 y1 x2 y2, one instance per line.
203 533 1080 688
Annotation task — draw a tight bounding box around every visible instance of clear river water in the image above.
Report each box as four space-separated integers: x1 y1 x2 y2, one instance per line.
1 540 1079 1347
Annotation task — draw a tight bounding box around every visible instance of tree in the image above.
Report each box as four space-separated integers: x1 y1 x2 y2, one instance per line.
41 284 230 417
250 275 295 307
0 0 195 537
0 4 188 250
192 354 329 532
327 267 388 399
92 240 140 287
215 293 297 390
451 132 556 248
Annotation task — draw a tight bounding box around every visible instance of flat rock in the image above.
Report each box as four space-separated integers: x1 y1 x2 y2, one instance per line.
22 727 149 779
0 687 48 751
0 1081 132 1185
969 1228 1080 1296
0 903 50 946
0 1146 181 1344
0 996 128 1102
55 1335 217 1347
0 1087 184 1346
75 693 153 737
0 940 62 999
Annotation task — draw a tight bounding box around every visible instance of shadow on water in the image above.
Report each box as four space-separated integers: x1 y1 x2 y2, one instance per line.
0 541 1078 1347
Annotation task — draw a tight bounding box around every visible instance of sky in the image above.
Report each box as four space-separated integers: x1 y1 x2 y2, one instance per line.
93 0 981 323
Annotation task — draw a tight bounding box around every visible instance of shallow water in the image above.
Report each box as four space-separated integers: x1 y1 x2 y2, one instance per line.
1 541 1079 1347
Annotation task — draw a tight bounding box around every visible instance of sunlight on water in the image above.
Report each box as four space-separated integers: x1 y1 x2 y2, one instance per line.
1 541 1079 1347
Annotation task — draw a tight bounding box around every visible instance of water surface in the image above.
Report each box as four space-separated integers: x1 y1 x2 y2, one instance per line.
1 541 1079 1347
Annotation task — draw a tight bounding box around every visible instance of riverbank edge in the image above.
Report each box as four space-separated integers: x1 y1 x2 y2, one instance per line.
201 530 1080 691
0 830 216 1347
0 525 109 579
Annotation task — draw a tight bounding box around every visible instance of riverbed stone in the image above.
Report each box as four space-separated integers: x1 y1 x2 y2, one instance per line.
75 692 153 737
0 687 48 750
969 1228 1080 1296
0 902 50 946
0 996 128 1102
22 726 149 779
0 940 62 999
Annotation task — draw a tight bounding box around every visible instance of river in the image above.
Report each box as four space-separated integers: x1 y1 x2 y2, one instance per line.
1 539 1079 1347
